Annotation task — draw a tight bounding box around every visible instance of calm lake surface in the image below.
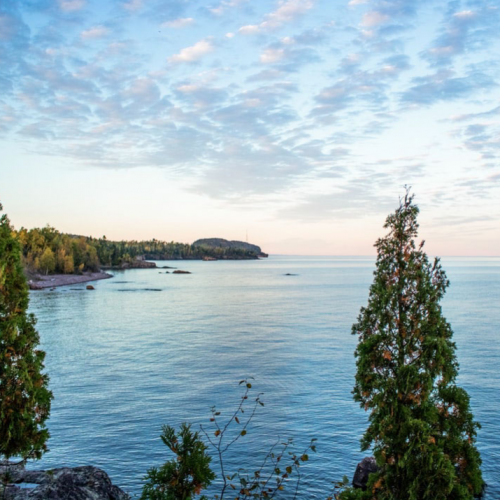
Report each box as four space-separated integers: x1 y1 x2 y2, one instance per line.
28 256 500 498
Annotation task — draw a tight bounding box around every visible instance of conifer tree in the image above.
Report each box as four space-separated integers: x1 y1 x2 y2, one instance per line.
350 191 483 500
141 423 215 500
0 203 52 461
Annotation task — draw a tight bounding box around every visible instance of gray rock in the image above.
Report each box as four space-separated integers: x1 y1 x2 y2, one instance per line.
1 463 128 500
0 461 25 483
352 457 378 490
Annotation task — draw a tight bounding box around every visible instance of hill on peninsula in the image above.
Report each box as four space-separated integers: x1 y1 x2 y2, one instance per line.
192 238 268 258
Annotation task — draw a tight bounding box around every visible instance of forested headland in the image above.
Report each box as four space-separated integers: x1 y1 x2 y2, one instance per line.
14 225 266 276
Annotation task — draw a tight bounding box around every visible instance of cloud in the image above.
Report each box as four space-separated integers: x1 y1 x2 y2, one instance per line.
0 10 29 43
451 120 500 164
122 0 142 11
161 18 194 28
311 53 411 118
268 0 315 24
239 24 261 35
173 82 228 109
278 177 395 221
431 214 496 227
58 0 85 12
450 105 500 122
18 122 57 140
2 0 499 215
253 32 324 73
246 68 289 82
453 10 476 20
238 0 316 34
361 11 390 27
349 0 431 56
141 0 190 23
260 48 286 64
191 138 309 198
168 38 214 64
210 0 248 16
401 69 496 105
422 3 500 66
292 26 329 46
81 26 109 40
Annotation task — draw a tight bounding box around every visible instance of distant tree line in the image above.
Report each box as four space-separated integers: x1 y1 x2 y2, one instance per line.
14 226 260 275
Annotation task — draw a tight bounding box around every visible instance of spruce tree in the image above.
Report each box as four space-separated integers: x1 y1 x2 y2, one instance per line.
351 191 483 499
0 203 52 461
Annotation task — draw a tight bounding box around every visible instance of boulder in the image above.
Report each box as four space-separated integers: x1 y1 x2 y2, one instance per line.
0 463 128 500
86 285 95 290
352 457 378 490
173 270 191 274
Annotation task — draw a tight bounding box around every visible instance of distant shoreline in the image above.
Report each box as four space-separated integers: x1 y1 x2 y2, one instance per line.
28 272 113 290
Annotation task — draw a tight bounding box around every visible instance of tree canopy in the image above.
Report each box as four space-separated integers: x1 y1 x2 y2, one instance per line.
349 191 483 500
0 203 53 460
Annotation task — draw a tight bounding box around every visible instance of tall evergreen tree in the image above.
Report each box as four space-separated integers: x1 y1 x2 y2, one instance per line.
351 191 483 500
0 203 52 461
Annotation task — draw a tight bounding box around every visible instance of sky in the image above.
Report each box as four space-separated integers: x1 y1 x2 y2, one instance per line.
1 0 499 256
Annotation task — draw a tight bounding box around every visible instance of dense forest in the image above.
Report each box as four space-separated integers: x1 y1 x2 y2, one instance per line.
14 226 263 276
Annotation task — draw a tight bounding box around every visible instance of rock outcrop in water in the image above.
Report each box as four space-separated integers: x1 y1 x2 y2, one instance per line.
352 457 378 490
0 462 128 500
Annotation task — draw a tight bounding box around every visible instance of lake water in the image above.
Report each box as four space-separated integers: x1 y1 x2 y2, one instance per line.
28 256 500 498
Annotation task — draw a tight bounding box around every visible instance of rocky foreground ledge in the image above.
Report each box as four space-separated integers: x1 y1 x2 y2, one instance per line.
0 462 128 500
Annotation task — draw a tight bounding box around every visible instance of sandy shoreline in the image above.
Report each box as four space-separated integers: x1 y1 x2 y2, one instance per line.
28 272 113 290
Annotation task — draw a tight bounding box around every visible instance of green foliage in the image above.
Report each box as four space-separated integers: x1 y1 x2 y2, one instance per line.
350 191 483 499
0 203 53 461
141 423 215 500
144 380 316 500
326 476 358 500
39 247 55 275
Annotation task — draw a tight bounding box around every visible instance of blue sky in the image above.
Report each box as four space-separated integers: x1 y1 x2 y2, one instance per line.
1 0 499 255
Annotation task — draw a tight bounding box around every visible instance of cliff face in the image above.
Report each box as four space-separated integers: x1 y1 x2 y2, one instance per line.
192 238 265 256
